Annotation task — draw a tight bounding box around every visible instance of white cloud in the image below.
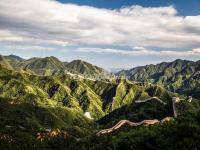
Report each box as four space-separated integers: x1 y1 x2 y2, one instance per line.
0 0 200 55
192 48 200 53
3 45 55 51
76 47 200 56
0 30 24 42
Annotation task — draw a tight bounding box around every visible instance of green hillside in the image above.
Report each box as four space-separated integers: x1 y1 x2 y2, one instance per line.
65 59 111 78
0 58 199 150
75 107 200 150
18 56 65 75
0 55 112 78
0 55 13 69
0 65 106 118
0 64 175 119
5 54 25 62
117 59 200 98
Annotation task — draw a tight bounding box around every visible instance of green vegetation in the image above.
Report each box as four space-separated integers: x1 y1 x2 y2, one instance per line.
0 54 111 78
117 59 200 98
75 109 200 150
65 59 111 78
0 56 199 150
0 65 105 118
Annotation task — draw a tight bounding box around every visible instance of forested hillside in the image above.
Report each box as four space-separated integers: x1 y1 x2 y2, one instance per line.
117 59 200 98
0 57 199 150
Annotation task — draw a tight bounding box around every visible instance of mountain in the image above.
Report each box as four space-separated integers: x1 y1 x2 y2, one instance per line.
20 56 65 75
117 59 200 98
65 60 111 78
0 55 25 70
5 54 25 61
109 67 127 73
0 64 176 126
0 64 106 118
0 64 96 148
0 64 175 119
0 54 112 77
0 60 199 149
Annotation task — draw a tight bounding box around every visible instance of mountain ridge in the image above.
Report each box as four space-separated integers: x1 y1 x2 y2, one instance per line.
0 56 199 149
0 54 111 77
117 59 200 98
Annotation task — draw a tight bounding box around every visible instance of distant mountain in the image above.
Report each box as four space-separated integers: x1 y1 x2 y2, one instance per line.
63 61 68 66
0 54 111 77
5 54 25 61
117 59 200 98
65 59 111 78
109 67 127 73
1 54 199 98
21 56 65 75
0 55 25 70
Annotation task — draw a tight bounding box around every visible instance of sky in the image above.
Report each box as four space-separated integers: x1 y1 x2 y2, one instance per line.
0 0 200 70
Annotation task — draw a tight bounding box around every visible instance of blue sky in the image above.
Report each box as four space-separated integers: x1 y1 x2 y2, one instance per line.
59 0 200 15
0 0 200 70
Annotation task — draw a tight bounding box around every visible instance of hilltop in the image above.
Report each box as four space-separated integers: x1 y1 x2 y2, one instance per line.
65 59 111 78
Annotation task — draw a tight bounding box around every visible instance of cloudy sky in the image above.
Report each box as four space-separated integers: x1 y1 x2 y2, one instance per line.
0 0 200 69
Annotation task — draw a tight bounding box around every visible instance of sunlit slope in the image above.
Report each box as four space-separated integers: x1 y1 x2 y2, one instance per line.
85 79 174 113
0 65 175 119
0 65 105 118
117 59 200 98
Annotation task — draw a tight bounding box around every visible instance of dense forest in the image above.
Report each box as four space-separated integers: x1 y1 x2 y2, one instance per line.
0 55 199 149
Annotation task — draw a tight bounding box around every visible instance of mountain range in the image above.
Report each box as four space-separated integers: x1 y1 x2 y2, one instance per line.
0 54 199 150
0 54 111 78
1 54 199 98
117 59 200 98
